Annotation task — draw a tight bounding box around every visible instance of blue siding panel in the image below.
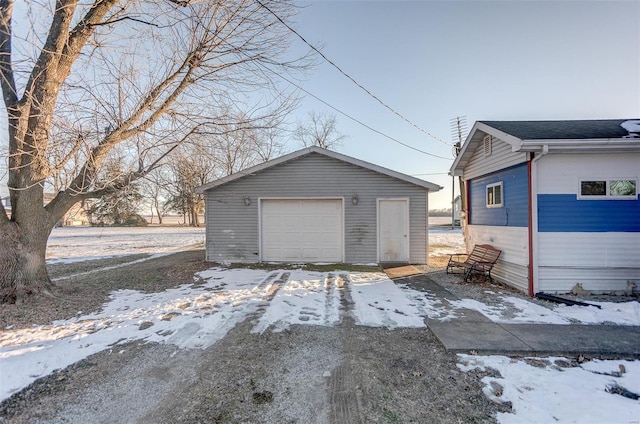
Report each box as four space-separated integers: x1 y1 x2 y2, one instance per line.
469 163 529 227
538 194 640 232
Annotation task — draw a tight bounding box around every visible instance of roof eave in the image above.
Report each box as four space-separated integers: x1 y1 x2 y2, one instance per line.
518 138 640 153
195 146 443 193
323 149 443 191
449 121 524 175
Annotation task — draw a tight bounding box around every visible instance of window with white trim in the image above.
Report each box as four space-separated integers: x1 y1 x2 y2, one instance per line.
486 182 503 208
579 179 637 199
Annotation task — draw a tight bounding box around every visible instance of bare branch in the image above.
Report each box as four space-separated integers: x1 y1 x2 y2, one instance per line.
0 0 17 107
167 0 190 7
90 16 160 28
295 111 346 150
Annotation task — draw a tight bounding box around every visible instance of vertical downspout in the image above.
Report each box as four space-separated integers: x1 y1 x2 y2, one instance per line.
529 145 549 296
527 160 535 297
464 179 471 251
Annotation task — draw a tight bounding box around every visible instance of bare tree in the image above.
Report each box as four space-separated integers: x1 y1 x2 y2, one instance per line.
164 121 283 226
294 111 346 150
0 1 307 303
86 160 146 226
141 168 169 225
209 118 286 178
165 147 213 227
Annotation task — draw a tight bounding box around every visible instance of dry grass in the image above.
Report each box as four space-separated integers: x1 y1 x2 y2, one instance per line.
428 255 451 268
1 250 210 330
226 262 381 273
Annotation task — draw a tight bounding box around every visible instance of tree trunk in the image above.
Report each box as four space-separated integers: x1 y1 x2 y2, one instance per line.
0 220 54 304
154 198 163 225
190 205 199 227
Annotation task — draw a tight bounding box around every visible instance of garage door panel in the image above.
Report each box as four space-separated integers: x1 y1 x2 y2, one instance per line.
261 199 343 262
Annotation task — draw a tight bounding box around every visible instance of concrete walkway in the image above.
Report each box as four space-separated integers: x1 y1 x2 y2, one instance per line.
411 275 640 358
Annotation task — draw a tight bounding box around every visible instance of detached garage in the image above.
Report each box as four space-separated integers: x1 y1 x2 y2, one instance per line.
196 146 442 264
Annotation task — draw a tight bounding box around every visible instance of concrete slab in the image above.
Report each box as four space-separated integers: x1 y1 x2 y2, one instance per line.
501 324 640 356
396 273 640 357
437 308 494 324
405 276 493 323
403 275 460 301
427 321 530 353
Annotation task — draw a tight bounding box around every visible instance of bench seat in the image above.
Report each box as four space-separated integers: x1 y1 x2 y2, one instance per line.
446 244 502 282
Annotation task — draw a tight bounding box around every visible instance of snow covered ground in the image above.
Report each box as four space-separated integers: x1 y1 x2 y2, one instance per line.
429 226 466 256
459 355 640 424
46 226 205 264
1 227 638 423
444 292 640 326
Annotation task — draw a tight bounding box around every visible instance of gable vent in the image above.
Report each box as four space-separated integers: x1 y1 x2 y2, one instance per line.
483 135 492 156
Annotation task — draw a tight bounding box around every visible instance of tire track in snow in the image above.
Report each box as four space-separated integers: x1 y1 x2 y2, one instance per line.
337 273 356 325
324 273 336 325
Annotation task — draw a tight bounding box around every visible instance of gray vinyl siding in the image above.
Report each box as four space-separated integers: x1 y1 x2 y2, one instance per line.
464 135 528 180
204 152 429 264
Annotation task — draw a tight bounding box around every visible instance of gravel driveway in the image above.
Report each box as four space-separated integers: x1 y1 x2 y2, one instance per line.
0 251 513 423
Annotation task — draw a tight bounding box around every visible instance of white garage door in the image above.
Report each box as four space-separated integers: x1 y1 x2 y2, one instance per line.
261 199 343 262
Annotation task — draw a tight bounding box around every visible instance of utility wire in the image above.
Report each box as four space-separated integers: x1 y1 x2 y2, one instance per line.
256 0 452 147
278 73 452 160
412 172 449 176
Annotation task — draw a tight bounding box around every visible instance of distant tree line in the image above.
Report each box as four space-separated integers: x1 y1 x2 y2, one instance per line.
429 208 453 217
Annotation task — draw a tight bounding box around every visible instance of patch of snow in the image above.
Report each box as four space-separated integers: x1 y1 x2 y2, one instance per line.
0 268 269 400
53 252 173 282
252 270 341 333
429 228 465 256
620 119 640 135
425 294 640 326
47 255 122 265
450 297 569 324
0 268 429 401
349 273 426 328
405 290 460 321
552 301 640 326
458 355 640 424
46 227 205 263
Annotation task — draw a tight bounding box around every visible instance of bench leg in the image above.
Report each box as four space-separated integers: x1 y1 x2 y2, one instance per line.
463 267 473 282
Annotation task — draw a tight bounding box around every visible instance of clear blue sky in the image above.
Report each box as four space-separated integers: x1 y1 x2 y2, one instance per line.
1 1 638 209
284 0 640 209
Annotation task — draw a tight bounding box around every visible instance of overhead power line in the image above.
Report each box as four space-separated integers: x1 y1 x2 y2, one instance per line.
277 73 452 160
412 172 449 176
256 0 452 147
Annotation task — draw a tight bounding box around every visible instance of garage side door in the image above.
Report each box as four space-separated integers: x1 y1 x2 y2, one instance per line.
378 199 409 262
261 199 343 262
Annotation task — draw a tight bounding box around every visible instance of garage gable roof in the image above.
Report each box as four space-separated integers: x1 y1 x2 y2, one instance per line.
196 146 442 193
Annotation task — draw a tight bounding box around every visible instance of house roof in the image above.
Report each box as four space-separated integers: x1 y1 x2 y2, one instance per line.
450 119 640 176
479 119 634 140
196 146 442 193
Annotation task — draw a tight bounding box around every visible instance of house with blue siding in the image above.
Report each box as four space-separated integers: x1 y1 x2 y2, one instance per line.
450 119 640 295
196 146 441 265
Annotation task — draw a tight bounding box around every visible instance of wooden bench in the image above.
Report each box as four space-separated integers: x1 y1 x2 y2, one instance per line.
446 244 502 282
